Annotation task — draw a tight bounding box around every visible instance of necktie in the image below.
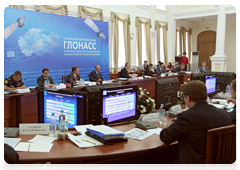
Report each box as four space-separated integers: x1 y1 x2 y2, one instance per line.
75 75 77 81
97 72 100 79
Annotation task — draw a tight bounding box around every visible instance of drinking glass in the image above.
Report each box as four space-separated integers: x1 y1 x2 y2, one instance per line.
162 111 169 126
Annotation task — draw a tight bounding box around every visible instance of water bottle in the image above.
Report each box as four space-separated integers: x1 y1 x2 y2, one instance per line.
226 84 231 99
158 104 165 125
169 69 171 75
58 110 66 133
49 113 56 137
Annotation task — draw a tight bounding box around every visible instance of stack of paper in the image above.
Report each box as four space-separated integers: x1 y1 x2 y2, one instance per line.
86 125 125 140
14 135 54 152
125 128 153 141
74 124 93 134
4 138 21 148
67 133 103 148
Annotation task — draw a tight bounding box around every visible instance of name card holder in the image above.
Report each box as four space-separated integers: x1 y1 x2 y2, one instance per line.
19 123 50 135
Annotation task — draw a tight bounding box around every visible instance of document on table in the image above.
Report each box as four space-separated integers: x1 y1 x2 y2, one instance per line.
4 138 22 148
74 124 93 134
147 128 163 135
125 128 153 141
14 142 53 152
28 135 56 143
212 99 228 105
67 133 103 148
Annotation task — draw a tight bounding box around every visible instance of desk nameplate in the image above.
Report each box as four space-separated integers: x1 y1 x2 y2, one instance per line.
19 123 50 135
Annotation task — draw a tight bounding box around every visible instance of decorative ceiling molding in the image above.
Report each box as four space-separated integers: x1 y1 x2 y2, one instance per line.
112 5 127 14
173 9 218 20
225 6 236 14
136 5 151 18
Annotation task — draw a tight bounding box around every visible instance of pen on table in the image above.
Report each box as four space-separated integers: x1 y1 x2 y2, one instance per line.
81 139 96 145
75 139 81 144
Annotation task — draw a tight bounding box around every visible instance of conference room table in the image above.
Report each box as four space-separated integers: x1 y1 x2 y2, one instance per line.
4 73 191 128
16 117 178 164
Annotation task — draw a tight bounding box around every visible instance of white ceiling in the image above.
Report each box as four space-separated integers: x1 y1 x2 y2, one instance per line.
178 13 236 24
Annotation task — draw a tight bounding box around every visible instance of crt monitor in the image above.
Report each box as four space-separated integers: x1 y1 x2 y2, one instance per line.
38 89 87 128
100 84 138 124
205 74 217 95
211 72 236 92
191 73 205 83
155 77 178 110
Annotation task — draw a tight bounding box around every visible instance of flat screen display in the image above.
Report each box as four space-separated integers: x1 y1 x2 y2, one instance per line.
205 75 217 94
101 86 137 123
43 90 85 128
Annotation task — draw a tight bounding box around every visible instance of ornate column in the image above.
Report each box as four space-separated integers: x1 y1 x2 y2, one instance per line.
210 5 229 72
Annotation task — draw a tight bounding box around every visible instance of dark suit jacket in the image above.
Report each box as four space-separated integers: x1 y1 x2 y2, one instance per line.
120 67 131 78
143 64 148 70
37 75 54 86
229 104 236 124
66 72 81 84
175 66 186 72
89 71 103 82
144 69 155 76
160 101 233 164
4 144 19 164
198 66 210 73
156 66 166 74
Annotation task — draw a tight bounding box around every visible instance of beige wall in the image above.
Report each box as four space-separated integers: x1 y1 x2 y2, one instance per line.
191 20 236 72
225 21 236 72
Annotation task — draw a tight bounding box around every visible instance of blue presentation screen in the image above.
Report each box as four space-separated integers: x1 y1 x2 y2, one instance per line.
102 88 137 123
44 90 84 128
205 75 217 94
4 7 109 86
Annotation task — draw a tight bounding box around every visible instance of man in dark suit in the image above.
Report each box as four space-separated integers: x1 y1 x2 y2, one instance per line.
160 80 233 164
175 63 187 72
143 60 148 70
120 62 131 78
156 62 166 75
66 66 81 84
144 64 155 76
89 65 103 82
227 79 236 124
198 61 210 73
37 68 55 87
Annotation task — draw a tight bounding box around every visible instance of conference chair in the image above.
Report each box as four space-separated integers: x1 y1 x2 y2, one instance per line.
205 124 236 164
62 75 68 83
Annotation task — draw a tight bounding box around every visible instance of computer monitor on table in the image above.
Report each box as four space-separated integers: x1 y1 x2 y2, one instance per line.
191 73 205 83
205 74 217 95
211 72 236 92
155 77 178 110
38 89 87 128
100 84 138 124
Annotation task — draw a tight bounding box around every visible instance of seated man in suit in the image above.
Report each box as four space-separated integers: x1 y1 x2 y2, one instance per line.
175 63 187 73
156 62 166 75
37 68 57 87
4 71 26 91
160 80 233 164
143 60 148 70
144 64 155 76
89 65 103 82
227 79 236 124
198 61 210 73
66 66 81 84
120 62 131 78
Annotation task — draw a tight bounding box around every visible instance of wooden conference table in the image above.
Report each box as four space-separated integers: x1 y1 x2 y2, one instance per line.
17 118 177 164
4 74 191 128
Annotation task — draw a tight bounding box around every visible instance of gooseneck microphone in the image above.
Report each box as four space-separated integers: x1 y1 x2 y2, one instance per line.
24 79 32 87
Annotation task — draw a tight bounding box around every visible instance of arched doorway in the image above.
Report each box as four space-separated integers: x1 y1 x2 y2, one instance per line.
197 30 216 70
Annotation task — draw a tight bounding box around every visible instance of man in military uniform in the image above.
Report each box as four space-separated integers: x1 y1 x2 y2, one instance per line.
4 71 26 91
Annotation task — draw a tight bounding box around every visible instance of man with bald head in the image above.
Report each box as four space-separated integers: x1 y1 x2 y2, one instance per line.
89 65 103 82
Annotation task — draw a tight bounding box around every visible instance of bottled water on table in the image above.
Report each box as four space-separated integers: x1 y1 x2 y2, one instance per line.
58 110 66 133
158 104 165 125
49 113 56 137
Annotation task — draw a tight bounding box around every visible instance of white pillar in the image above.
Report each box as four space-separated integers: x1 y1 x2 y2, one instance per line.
210 5 229 72
167 5 176 64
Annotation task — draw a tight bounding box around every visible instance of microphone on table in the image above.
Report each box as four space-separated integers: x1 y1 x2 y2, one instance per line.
109 73 119 82
24 79 32 87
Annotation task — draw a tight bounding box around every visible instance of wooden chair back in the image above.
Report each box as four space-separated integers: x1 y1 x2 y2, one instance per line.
206 124 236 164
62 75 68 83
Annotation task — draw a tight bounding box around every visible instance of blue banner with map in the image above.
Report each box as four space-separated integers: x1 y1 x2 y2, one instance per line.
4 7 109 86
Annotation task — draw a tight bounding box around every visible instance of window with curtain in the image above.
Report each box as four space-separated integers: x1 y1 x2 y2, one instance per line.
35 5 68 16
118 21 126 68
177 31 180 56
136 24 148 66
155 27 165 64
